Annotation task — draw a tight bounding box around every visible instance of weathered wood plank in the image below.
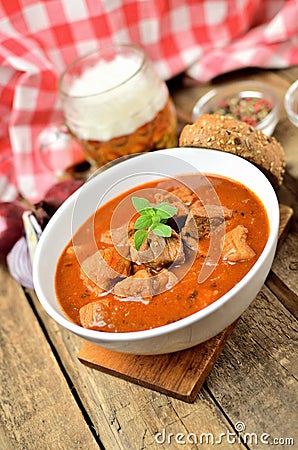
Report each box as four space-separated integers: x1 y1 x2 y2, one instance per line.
29 289 246 450
71 204 290 405
206 285 298 449
2 66 296 450
26 67 297 448
29 281 298 449
276 66 298 83
27 203 294 448
77 323 235 403
0 266 99 450
277 176 298 226
267 229 298 318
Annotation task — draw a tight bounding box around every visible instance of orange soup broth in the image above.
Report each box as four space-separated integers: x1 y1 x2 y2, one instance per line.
55 174 270 332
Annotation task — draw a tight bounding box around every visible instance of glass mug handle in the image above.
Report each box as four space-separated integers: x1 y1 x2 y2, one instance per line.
36 121 163 180
37 122 90 178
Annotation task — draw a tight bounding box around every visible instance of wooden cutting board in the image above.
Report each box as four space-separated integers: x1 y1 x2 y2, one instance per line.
78 204 293 402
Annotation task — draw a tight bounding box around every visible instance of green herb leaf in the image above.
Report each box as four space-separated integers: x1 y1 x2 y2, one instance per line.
134 229 148 251
151 215 161 225
132 197 177 250
132 197 151 215
134 215 153 230
154 202 177 219
152 223 172 237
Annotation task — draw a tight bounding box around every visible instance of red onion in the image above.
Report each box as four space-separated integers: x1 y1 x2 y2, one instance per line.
7 237 34 289
43 179 84 215
0 202 26 264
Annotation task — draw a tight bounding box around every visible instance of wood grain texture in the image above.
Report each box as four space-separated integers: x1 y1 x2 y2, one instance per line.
29 289 245 450
77 205 292 404
78 323 235 403
267 229 298 318
207 284 298 448
278 204 294 242
1 67 297 450
0 266 98 450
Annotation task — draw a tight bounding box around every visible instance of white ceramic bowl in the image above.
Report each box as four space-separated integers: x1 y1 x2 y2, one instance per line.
33 148 279 355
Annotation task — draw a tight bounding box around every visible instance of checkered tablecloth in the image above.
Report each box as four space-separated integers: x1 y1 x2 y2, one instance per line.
1 0 298 202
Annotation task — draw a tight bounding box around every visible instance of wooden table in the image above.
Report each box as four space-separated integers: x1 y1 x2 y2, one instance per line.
1 67 297 450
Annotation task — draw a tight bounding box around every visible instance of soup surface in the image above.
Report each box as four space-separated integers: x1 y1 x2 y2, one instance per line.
55 173 269 332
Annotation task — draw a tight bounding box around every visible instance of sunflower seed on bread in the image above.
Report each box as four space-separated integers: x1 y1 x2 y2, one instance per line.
179 114 285 188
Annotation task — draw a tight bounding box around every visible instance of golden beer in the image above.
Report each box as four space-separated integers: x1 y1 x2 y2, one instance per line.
59 44 177 168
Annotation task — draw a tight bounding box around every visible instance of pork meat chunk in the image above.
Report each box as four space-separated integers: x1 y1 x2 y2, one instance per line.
154 189 190 220
79 299 109 329
129 230 185 270
182 205 232 249
100 223 132 258
113 269 152 298
113 269 177 298
152 268 178 294
155 185 194 204
222 225 256 262
80 247 132 295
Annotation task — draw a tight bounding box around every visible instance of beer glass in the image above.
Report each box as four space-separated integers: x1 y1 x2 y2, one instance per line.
58 44 177 168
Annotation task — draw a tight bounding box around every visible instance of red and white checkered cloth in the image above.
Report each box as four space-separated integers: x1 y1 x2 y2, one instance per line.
1 0 298 202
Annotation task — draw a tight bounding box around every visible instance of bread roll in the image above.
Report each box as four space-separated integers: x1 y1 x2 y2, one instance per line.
179 114 285 188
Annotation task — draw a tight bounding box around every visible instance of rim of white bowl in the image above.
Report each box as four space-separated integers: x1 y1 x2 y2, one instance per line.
33 148 279 342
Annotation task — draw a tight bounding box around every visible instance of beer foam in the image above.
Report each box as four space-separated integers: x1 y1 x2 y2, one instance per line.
64 55 168 141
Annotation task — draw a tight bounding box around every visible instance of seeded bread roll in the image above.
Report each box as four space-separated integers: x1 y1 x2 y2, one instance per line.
179 114 285 188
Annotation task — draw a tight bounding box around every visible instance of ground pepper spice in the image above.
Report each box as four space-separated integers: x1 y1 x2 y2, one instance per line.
210 96 272 126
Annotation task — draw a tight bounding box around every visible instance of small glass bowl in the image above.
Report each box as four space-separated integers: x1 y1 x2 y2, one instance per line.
284 79 298 128
192 81 280 136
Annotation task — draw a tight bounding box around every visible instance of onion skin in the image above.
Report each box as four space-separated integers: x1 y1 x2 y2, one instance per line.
7 237 34 289
0 202 26 265
2 179 84 267
43 179 84 215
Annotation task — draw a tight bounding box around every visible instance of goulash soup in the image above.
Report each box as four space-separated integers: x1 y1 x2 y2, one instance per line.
55 174 269 332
